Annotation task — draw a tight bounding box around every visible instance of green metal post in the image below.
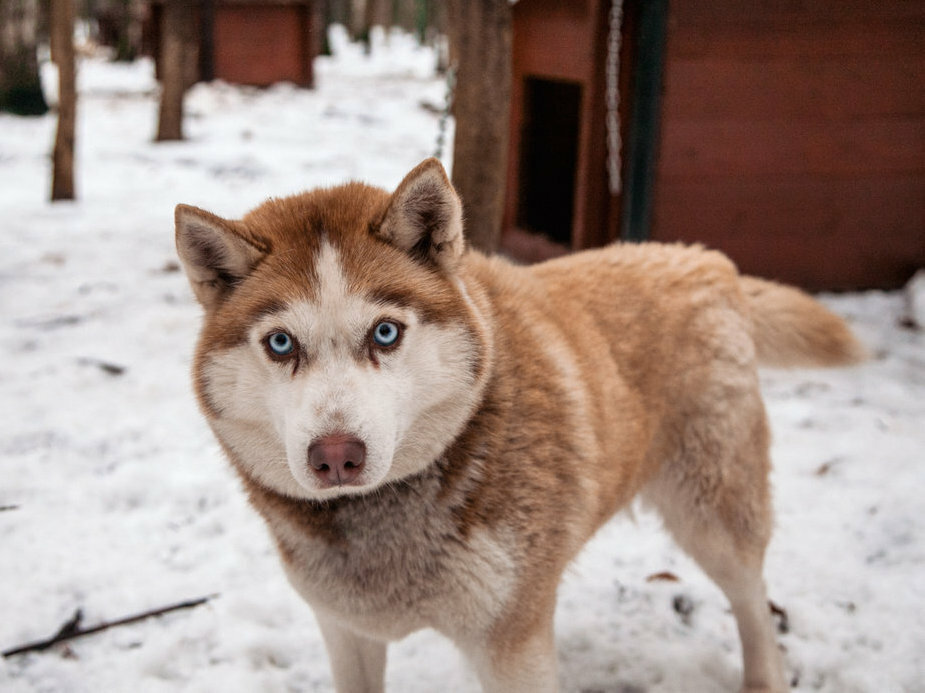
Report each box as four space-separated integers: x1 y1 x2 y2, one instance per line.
620 0 669 242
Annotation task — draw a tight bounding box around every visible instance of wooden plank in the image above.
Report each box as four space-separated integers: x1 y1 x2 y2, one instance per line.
661 57 925 120
658 119 925 179
669 22 925 60
512 0 597 81
651 176 925 289
214 6 305 87
653 176 925 242
670 0 925 26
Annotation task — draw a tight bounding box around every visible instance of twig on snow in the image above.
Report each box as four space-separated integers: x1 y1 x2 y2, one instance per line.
769 599 790 634
2 594 218 658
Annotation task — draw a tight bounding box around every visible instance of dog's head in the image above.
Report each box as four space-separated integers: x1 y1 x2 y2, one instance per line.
176 159 492 500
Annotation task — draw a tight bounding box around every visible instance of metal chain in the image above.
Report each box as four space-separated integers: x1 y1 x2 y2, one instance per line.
434 65 457 161
606 0 624 195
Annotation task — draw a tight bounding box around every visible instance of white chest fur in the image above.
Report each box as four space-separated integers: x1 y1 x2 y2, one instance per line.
264 473 516 643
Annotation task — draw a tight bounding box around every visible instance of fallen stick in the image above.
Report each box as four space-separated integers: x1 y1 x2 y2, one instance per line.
2 594 218 658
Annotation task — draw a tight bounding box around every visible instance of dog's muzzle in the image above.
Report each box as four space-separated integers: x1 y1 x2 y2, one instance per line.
308 434 367 487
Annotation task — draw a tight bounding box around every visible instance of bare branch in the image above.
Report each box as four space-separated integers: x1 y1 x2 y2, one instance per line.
2 594 218 658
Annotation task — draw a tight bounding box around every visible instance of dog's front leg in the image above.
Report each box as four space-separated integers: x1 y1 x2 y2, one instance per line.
463 619 559 693
316 614 387 693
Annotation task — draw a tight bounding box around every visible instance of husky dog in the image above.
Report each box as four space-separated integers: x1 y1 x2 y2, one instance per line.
175 158 865 692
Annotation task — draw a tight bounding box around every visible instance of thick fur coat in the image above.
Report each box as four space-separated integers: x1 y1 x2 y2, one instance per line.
176 159 865 692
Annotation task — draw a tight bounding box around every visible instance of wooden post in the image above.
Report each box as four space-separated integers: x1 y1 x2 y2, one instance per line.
113 0 139 62
199 0 215 82
51 0 76 201
447 0 512 254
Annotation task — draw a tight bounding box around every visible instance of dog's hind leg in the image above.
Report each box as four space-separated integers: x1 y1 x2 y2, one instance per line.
643 392 787 693
316 614 387 693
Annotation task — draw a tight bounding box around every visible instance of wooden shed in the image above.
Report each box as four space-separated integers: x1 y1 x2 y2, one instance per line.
504 0 924 290
148 0 321 88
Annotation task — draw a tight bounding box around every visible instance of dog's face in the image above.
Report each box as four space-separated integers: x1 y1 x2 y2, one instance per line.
176 160 491 500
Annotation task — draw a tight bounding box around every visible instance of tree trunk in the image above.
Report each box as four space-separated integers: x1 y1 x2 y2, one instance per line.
447 0 511 254
349 0 366 41
155 0 195 142
50 0 76 201
365 0 391 29
113 0 140 62
0 0 48 115
360 0 390 51
319 0 334 56
393 0 416 33
327 0 352 28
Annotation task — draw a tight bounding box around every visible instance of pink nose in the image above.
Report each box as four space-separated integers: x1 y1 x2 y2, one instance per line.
308 434 366 487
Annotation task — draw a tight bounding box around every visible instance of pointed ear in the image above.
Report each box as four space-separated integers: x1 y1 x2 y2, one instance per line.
175 204 267 310
376 158 465 272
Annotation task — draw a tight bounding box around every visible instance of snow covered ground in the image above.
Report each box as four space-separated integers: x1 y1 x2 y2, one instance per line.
1 29 923 693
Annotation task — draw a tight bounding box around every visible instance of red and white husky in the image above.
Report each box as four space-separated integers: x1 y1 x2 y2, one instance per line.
176 159 865 692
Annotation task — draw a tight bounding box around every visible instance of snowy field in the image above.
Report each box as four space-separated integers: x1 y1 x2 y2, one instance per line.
2 29 924 693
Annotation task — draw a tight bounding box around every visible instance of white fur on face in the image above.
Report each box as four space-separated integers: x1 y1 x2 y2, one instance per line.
201 242 486 500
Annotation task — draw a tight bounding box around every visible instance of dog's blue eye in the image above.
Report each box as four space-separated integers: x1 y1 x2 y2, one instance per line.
266 331 295 357
372 321 400 348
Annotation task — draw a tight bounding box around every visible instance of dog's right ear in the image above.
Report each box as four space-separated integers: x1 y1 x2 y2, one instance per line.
175 204 267 310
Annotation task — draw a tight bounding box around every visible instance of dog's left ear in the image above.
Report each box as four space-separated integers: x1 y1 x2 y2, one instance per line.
376 158 464 272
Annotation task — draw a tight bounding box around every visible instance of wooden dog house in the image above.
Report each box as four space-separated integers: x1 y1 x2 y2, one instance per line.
149 0 321 88
504 0 924 290
503 0 632 261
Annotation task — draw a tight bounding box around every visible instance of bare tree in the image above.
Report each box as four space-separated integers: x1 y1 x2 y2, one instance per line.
50 0 76 201
364 0 391 30
348 0 366 40
109 0 144 62
155 0 195 142
359 0 390 52
0 0 48 115
326 0 353 32
447 0 512 253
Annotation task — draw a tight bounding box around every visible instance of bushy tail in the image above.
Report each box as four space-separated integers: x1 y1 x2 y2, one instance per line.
740 276 868 368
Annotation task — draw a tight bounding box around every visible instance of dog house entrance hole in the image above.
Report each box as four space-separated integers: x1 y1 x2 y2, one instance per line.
516 77 582 247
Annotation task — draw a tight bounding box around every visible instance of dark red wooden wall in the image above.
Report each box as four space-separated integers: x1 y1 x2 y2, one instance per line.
213 3 317 88
651 0 925 289
148 1 319 89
